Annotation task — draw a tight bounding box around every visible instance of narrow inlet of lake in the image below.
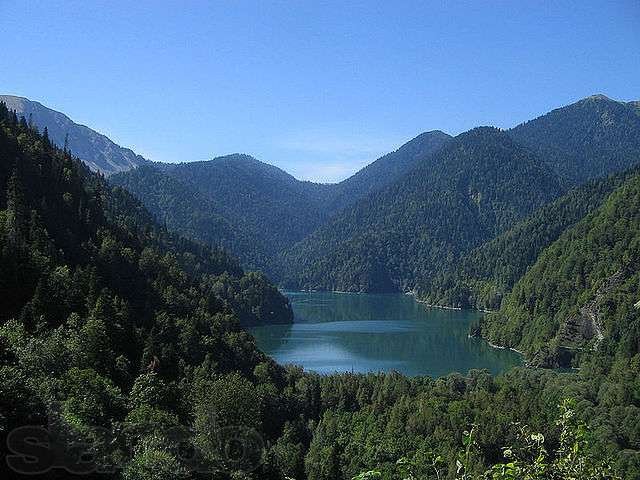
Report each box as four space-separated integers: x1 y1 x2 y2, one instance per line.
250 291 522 376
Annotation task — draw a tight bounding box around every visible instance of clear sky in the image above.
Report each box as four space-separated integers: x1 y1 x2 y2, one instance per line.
1 1 638 182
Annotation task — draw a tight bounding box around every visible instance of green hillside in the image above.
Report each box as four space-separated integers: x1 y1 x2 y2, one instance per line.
282 127 563 292
482 173 640 367
418 167 639 310
509 95 640 185
2 101 640 479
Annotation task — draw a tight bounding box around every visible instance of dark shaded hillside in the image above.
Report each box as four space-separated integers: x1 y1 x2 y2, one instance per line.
482 172 640 367
110 132 451 278
162 154 332 255
0 95 149 174
0 104 292 330
111 155 335 277
418 167 640 310
509 94 640 185
281 127 564 292
110 164 275 274
0 101 307 478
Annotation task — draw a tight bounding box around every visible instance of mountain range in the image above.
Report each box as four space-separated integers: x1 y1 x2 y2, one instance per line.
110 131 451 276
5 93 640 366
3 93 640 478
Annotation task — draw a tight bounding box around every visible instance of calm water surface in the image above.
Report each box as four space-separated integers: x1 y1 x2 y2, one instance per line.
251 291 521 376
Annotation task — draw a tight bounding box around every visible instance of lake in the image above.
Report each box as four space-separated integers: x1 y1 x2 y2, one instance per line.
251 291 522 377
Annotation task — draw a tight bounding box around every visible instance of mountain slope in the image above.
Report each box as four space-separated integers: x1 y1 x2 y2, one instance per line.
0 95 149 174
509 94 640 185
2 100 639 479
110 163 275 273
110 132 451 277
0 99 329 480
418 167 640 310
111 154 336 277
161 154 332 255
481 172 640 366
282 127 564 292
326 130 451 213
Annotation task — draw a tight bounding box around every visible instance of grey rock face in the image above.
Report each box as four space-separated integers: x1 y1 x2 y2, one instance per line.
0 95 148 174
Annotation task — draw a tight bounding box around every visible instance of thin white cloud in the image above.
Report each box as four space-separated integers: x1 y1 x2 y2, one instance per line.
289 161 371 183
277 131 398 157
274 130 404 183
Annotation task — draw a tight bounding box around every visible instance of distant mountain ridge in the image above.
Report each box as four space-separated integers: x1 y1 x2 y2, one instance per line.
325 130 451 213
111 132 452 275
0 95 149 174
5 93 640 302
281 127 564 292
279 94 640 292
508 94 640 184
113 154 334 276
2 94 454 277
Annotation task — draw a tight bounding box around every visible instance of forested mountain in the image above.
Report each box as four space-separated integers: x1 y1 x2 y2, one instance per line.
481 172 640 368
509 94 640 185
109 164 274 273
111 155 334 276
0 101 300 478
3 101 640 479
418 167 640 310
159 155 333 254
0 95 149 174
8 94 640 295
325 130 451 213
110 132 450 276
281 127 564 292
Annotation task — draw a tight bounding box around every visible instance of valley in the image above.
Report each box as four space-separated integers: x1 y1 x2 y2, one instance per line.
3 4 640 478
2 93 640 479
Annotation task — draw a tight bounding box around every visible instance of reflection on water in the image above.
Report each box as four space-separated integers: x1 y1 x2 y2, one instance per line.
250 292 521 377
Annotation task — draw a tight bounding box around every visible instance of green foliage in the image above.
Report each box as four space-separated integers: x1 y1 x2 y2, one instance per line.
327 130 451 214
353 401 619 480
282 127 563 293
110 156 334 277
510 95 640 185
3 96 640 480
0 101 295 478
482 173 640 366
110 133 450 278
418 168 637 310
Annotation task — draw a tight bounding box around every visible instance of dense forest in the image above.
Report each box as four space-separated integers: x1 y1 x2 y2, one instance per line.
418 167 640 311
281 127 563 292
109 132 450 278
3 97 640 479
322 130 451 214
279 96 640 295
110 155 332 277
14 95 640 299
481 171 640 368
108 163 273 275
509 95 640 185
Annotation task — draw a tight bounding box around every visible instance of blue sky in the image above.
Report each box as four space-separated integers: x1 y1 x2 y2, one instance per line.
1 1 639 182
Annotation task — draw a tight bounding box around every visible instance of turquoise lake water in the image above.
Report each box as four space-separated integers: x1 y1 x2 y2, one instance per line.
250 291 522 376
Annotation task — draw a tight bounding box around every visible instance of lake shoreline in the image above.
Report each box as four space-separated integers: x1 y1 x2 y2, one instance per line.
284 289 523 357
256 291 523 377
